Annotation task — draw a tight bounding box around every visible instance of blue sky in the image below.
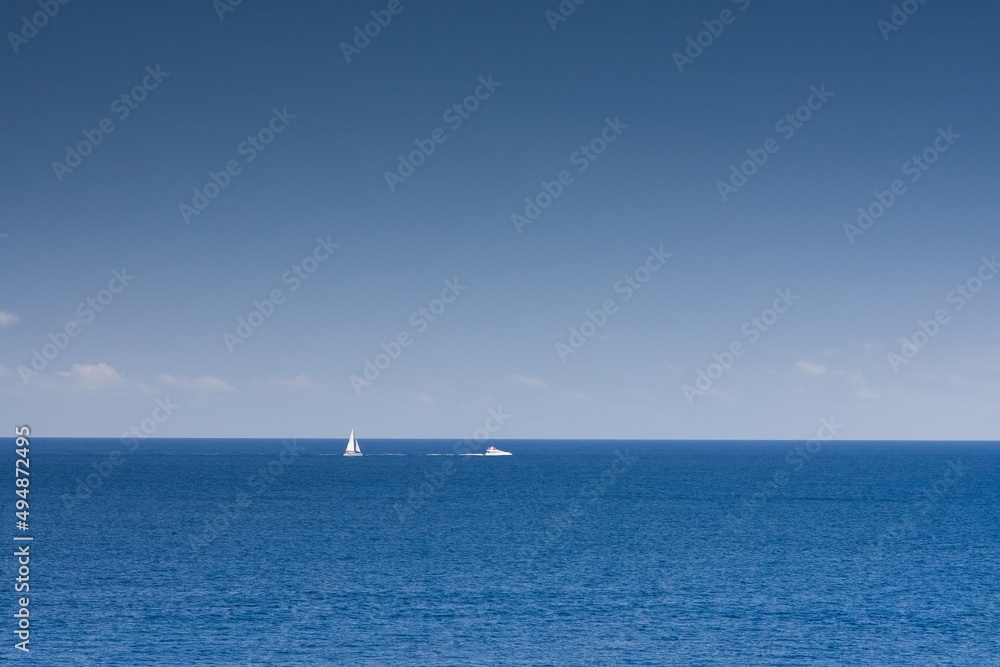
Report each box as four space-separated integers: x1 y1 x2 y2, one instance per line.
1 0 999 439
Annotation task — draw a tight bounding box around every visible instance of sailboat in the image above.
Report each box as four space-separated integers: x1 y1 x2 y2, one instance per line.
343 429 362 457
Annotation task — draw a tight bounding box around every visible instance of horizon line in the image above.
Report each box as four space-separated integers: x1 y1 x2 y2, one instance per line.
13 436 1000 443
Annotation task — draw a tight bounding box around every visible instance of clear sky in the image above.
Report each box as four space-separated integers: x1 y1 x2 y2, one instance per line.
2 0 998 440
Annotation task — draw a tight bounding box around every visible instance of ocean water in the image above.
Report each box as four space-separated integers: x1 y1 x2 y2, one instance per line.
5 438 1000 666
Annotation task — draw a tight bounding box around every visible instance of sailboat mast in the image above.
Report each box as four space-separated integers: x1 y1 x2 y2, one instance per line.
344 428 361 455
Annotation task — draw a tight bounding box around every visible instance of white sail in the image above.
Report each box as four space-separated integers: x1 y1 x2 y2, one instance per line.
344 428 362 456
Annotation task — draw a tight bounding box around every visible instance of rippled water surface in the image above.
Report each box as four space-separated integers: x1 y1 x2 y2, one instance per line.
9 439 1000 665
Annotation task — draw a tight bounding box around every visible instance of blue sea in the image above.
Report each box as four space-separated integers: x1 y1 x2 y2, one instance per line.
5 439 1000 666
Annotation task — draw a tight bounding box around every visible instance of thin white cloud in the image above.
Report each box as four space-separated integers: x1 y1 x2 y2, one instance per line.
560 389 589 401
415 392 434 404
796 360 866 385
796 361 827 376
0 310 21 327
509 373 547 391
854 388 881 400
136 381 160 395
841 371 867 385
0 363 7 377
58 362 126 390
255 374 317 390
160 374 234 392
